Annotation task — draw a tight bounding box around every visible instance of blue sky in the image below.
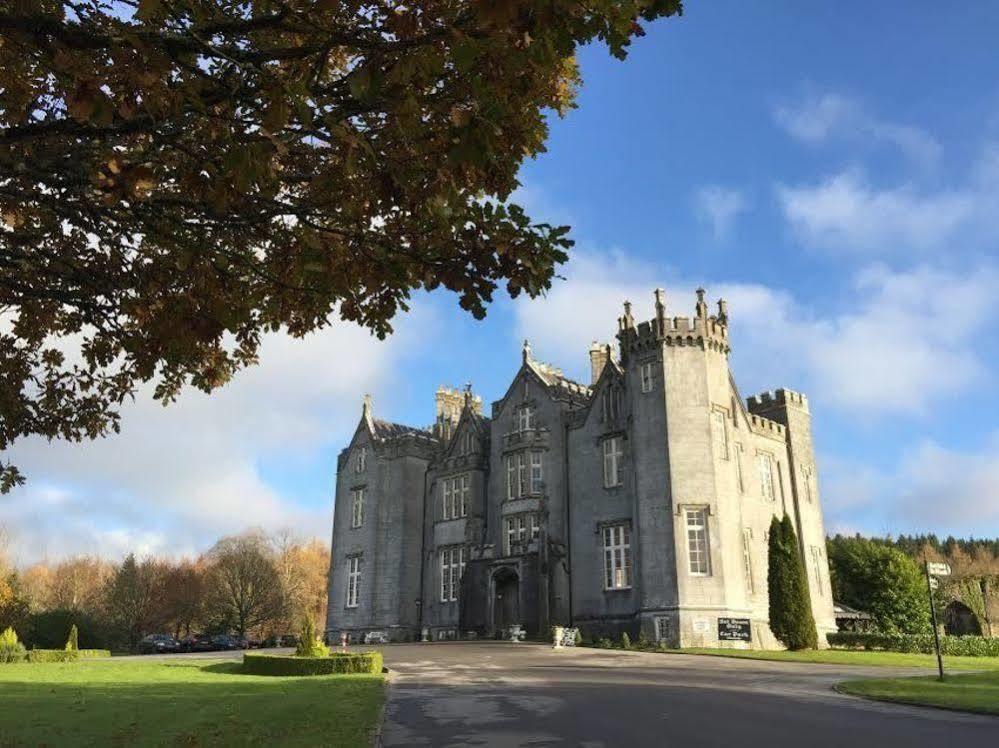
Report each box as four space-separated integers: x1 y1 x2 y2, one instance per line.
5 2 999 563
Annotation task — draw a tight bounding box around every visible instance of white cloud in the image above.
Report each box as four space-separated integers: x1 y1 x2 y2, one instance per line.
514 249 998 416
821 433 999 537
777 170 978 254
2 305 439 565
693 186 747 240
774 92 942 167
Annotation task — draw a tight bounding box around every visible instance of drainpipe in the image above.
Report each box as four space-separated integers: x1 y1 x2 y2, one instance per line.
563 417 573 625
417 465 430 637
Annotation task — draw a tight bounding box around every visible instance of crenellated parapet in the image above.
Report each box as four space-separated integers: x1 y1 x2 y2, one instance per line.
746 388 810 415
748 413 786 441
617 287 730 360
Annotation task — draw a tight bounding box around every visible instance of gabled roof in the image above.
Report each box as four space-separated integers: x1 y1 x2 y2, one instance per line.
371 419 433 440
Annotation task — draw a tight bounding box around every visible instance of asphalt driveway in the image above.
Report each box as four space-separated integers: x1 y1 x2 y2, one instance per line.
372 642 997 748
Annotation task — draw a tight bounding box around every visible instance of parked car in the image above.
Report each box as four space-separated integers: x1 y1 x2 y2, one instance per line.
364 631 390 644
138 634 182 655
180 634 216 653
211 634 240 651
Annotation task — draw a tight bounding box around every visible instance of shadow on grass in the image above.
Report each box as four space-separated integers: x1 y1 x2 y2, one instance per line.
198 661 246 676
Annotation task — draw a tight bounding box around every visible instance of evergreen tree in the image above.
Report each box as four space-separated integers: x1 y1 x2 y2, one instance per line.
65 623 79 652
767 515 818 650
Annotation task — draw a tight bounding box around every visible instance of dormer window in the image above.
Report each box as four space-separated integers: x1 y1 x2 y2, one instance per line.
518 405 534 432
355 445 366 473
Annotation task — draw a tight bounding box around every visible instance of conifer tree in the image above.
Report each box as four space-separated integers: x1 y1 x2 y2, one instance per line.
767 514 818 650
65 623 79 652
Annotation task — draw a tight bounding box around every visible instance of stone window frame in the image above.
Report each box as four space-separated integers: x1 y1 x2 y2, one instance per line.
681 505 712 577
517 403 535 432
355 445 367 473
710 406 730 461
640 361 655 393
349 487 365 528
505 450 544 500
602 435 625 488
441 473 470 520
742 527 755 595
810 545 824 595
600 521 633 591
345 554 362 608
734 443 746 494
755 451 776 502
439 545 467 603
503 512 539 556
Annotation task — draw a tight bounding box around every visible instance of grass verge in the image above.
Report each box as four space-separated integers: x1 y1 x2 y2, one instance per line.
838 671 999 715
0 659 385 747
663 647 999 671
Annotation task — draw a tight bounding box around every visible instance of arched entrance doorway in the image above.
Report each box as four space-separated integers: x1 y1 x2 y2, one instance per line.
493 567 520 635
944 600 982 636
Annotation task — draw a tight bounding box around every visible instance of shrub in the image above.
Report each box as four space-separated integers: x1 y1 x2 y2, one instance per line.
78 649 112 659
295 615 330 658
620 632 632 650
242 652 383 676
768 515 818 650
595 637 613 649
827 631 999 657
65 624 79 652
27 649 80 663
0 627 26 663
574 629 583 646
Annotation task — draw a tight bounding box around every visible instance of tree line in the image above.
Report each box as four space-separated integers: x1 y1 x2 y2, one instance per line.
0 529 329 651
827 534 999 637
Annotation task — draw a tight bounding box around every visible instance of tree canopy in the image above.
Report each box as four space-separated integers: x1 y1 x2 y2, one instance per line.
0 0 683 490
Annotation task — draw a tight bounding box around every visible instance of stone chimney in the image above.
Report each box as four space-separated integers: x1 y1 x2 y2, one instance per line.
589 342 610 385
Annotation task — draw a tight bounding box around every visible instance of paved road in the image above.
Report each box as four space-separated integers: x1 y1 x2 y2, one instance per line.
373 642 997 748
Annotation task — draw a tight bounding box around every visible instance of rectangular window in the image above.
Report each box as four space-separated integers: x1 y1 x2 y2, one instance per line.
346 556 361 608
504 514 537 556
735 444 745 494
685 508 711 576
757 453 775 501
603 524 632 589
603 437 623 488
802 466 814 503
441 475 470 520
640 362 654 393
517 452 528 497
350 488 364 528
810 545 824 595
355 445 366 473
530 451 543 494
506 455 516 500
742 528 754 594
602 387 621 421
711 409 729 460
439 546 466 602
518 405 534 431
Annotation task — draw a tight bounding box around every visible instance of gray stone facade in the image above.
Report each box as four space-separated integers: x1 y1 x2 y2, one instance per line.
326 288 837 648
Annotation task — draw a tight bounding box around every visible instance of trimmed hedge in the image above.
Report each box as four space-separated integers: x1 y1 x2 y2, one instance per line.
828 632 999 657
27 649 79 663
242 651 383 676
78 649 111 659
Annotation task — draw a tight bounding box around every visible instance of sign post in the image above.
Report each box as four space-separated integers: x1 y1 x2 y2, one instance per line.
924 561 951 681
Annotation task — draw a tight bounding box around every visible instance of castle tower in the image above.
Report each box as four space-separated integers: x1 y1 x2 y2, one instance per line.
617 287 738 646
746 390 836 638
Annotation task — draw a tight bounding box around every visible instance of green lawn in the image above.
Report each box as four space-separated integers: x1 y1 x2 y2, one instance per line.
0 658 385 747
665 647 999 671
839 671 999 715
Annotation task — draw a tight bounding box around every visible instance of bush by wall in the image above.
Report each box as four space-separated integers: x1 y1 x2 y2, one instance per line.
26 649 80 663
242 651 383 676
828 631 999 657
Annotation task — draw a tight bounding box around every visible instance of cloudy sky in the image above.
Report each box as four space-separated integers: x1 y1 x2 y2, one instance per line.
4 2 999 564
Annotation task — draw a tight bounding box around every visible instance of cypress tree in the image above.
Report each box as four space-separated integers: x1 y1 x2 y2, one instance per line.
767 514 818 650
65 624 79 652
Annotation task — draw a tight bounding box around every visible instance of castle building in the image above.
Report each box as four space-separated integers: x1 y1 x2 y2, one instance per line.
326 288 836 648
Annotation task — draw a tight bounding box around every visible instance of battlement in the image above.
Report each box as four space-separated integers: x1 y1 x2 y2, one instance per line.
748 414 786 440
618 287 730 357
746 388 809 414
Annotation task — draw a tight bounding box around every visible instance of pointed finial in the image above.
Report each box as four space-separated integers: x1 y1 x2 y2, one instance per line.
362 393 373 417
522 339 532 364
717 298 728 324
695 288 708 318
